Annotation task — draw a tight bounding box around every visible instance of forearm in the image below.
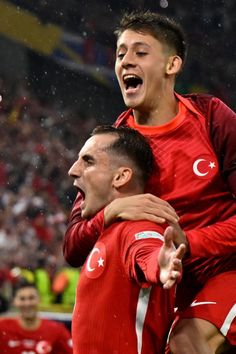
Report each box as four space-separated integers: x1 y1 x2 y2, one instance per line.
186 214 236 257
127 237 163 286
210 97 236 196
63 194 104 267
186 99 236 257
103 194 179 226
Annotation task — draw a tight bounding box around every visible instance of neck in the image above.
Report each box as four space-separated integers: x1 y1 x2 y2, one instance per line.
116 184 144 198
133 92 178 126
19 316 41 330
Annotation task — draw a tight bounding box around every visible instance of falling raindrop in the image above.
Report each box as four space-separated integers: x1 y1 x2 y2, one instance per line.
160 0 168 8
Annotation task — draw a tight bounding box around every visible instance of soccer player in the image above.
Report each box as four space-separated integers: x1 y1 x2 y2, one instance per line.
68 125 186 354
63 11 236 354
0 281 73 354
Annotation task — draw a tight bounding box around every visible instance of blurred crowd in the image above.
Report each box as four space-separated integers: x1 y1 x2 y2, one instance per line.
8 0 236 109
0 76 96 312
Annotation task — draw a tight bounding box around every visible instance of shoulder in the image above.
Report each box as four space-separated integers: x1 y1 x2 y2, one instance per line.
182 93 215 114
119 220 164 237
41 318 69 332
0 317 17 328
182 93 234 117
105 220 164 243
114 109 132 126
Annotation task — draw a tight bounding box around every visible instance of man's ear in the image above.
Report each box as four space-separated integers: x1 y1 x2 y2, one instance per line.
112 167 133 188
166 55 182 75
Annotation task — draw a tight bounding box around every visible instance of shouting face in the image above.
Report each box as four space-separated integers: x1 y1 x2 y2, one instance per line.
68 134 119 219
115 29 173 115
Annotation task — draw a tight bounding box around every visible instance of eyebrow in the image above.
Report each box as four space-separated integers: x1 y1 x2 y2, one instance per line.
116 41 151 51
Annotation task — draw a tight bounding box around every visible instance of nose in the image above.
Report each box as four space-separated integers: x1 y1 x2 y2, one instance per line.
68 160 81 178
120 51 136 69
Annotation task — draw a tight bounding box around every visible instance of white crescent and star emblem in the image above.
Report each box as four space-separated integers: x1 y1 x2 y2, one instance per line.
85 242 106 279
193 159 209 177
192 156 217 179
86 247 100 272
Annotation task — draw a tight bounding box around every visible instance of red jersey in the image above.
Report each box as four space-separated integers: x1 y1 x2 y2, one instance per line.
0 317 73 354
72 220 175 354
117 94 236 284
63 94 236 280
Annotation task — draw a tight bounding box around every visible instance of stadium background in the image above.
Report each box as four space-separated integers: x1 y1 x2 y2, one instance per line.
0 0 235 337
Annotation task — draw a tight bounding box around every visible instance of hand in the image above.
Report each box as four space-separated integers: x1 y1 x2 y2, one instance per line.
104 193 179 226
158 225 186 289
167 223 189 252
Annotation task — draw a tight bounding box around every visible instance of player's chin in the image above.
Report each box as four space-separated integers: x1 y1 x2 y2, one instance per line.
124 97 142 109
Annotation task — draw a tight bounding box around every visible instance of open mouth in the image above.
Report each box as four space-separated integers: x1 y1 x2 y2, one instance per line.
77 186 85 200
123 75 143 91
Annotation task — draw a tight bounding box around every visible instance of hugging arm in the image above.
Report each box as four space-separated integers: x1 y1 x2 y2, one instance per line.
63 193 104 267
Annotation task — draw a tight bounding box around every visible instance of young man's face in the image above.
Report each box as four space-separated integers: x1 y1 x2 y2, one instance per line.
68 134 119 219
14 286 39 321
115 29 171 112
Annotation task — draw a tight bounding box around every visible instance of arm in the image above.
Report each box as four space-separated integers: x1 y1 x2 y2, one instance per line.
190 98 236 256
173 98 236 257
189 94 236 190
63 193 104 267
104 193 179 226
209 97 236 195
63 192 179 267
164 218 236 258
158 226 186 289
122 222 185 289
185 216 236 257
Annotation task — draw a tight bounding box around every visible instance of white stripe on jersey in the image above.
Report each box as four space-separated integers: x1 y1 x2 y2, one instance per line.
220 303 236 336
135 287 152 354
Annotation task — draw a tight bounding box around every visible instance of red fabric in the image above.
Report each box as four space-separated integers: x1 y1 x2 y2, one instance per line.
0 162 7 187
72 220 174 354
63 93 236 267
175 271 236 346
63 193 105 267
0 318 73 353
115 94 236 259
32 215 53 243
115 94 236 346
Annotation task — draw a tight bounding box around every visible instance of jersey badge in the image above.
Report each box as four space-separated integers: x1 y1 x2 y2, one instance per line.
192 155 218 179
135 231 164 241
85 241 106 279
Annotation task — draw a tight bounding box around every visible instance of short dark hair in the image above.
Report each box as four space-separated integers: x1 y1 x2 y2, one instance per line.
91 125 154 186
13 280 38 297
115 10 187 63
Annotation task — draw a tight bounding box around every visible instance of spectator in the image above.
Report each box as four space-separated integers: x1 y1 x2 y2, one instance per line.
0 281 73 353
52 264 80 309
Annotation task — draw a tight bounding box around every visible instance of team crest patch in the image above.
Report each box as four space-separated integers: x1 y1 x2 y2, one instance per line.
85 242 106 279
135 231 164 241
192 154 218 179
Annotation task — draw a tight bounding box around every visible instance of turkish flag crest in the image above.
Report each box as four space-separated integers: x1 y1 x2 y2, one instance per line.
85 242 106 279
192 155 218 179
